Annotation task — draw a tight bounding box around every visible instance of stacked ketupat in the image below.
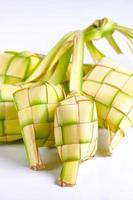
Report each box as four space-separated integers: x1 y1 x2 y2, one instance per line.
0 30 90 145
54 32 98 186
0 31 75 144
0 17 132 186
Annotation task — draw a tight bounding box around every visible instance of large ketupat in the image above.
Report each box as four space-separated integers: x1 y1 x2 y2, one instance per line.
13 83 66 170
54 32 98 186
83 57 133 153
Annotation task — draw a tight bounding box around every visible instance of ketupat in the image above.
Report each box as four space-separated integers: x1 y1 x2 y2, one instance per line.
83 18 133 154
54 32 98 186
13 82 66 169
82 19 133 154
83 57 133 154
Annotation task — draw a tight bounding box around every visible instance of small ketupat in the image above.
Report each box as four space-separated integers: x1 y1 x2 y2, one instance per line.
54 92 98 186
13 82 66 170
83 57 133 153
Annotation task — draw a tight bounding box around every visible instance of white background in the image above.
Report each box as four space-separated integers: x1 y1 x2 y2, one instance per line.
0 0 133 199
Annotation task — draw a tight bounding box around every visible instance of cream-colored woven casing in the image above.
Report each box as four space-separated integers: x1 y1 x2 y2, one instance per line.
83 57 133 150
13 82 65 147
54 93 98 162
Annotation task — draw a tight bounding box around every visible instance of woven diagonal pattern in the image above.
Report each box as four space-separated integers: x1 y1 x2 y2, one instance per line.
83 57 133 137
14 82 65 147
0 84 22 142
0 82 41 142
0 51 42 84
54 93 98 162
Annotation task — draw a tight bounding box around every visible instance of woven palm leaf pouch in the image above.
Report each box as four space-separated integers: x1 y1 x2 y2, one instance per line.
83 57 133 152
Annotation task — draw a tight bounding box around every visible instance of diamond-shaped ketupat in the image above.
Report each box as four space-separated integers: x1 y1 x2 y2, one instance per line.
83 57 133 153
54 32 98 187
54 93 98 186
13 82 66 170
